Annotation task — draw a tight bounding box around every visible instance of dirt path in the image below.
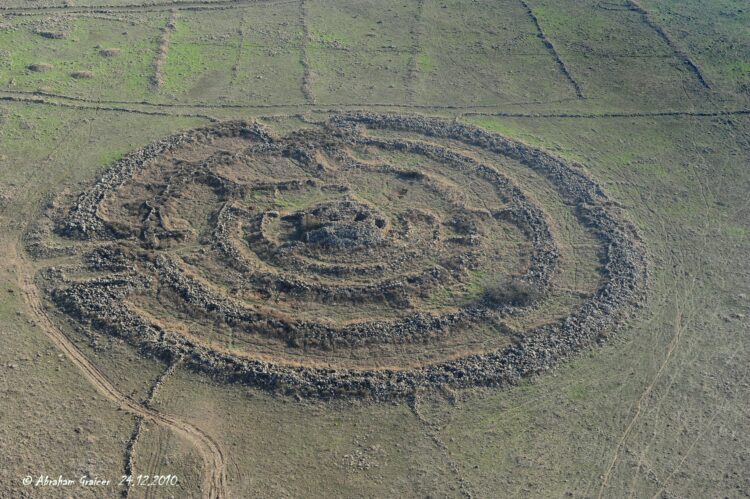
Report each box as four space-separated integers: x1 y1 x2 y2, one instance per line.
0 88 576 110
596 260 696 498
3 91 748 122
595 308 683 497
123 357 182 498
409 394 474 499
11 242 229 499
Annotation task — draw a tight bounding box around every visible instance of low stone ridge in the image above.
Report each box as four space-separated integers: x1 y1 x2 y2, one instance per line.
42 113 647 399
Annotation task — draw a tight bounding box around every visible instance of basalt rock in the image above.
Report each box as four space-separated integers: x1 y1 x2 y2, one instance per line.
41 114 647 400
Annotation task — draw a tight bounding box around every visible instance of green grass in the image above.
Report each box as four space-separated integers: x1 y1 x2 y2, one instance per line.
416 53 434 73
726 225 747 240
95 148 128 167
0 16 160 100
161 16 236 98
309 31 355 49
0 0 749 497
463 118 544 145
642 0 750 93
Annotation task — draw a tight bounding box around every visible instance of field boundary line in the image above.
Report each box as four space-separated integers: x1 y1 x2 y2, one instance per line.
122 357 182 498
0 88 580 110
0 94 220 121
519 0 584 99
2 91 748 120
0 0 297 15
626 0 711 89
405 0 425 105
151 10 178 91
299 0 316 105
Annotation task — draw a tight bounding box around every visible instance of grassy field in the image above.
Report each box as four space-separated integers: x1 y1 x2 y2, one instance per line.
1 0 748 497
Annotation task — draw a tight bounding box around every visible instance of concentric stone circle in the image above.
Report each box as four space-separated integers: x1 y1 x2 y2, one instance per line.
46 113 646 399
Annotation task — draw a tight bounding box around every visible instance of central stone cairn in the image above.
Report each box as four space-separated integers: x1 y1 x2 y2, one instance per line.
293 199 387 251
46 113 646 399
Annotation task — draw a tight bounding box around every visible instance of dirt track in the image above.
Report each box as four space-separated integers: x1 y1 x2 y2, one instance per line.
3 90 748 123
11 241 229 499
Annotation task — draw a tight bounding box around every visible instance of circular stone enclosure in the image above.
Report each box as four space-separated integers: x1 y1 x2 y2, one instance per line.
46 113 646 399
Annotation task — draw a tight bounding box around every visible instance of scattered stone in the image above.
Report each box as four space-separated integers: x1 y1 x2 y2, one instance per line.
70 70 93 79
28 63 53 72
36 31 67 39
99 48 120 58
